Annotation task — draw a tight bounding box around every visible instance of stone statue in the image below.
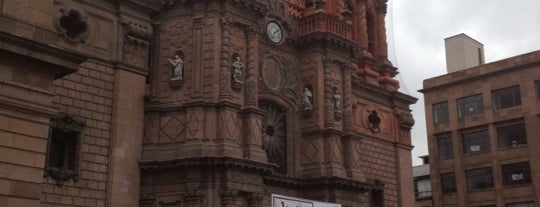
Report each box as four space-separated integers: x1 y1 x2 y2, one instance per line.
303 87 313 110
333 88 341 112
168 55 183 80
232 56 244 83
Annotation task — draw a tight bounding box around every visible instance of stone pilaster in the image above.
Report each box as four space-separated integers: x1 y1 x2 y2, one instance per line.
247 193 263 207
220 189 238 207
219 18 233 100
244 27 259 108
323 58 335 127
342 63 354 132
376 2 388 59
357 0 368 48
184 191 204 207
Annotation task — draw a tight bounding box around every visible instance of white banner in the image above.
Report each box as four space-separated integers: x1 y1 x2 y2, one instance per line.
271 194 341 207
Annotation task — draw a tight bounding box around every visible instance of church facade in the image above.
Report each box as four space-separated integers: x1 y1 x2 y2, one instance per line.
0 0 416 206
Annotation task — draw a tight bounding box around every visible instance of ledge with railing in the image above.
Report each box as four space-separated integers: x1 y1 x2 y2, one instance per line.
415 191 433 200
298 12 352 40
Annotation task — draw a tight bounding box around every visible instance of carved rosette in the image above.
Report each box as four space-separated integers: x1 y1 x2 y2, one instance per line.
54 8 90 45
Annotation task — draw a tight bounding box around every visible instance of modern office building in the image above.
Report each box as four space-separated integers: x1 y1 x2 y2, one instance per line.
414 156 432 207
0 0 417 206
421 35 540 206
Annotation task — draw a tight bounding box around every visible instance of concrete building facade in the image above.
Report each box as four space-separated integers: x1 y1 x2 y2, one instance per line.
421 49 540 207
414 156 432 207
444 33 485 73
0 0 416 206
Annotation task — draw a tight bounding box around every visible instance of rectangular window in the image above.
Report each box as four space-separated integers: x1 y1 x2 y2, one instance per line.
462 129 490 154
415 178 432 200
492 85 521 109
466 167 493 191
46 115 84 186
506 201 536 207
457 94 484 118
502 162 531 186
534 80 540 100
497 123 527 148
437 133 453 159
441 172 457 194
433 102 449 123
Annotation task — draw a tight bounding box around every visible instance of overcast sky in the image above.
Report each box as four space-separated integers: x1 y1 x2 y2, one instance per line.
385 0 540 165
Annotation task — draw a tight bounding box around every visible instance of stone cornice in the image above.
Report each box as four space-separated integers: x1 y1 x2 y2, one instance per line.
0 30 88 79
139 156 276 173
264 175 372 192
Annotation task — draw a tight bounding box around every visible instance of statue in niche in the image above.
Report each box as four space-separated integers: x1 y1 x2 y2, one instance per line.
303 87 313 110
333 88 341 112
368 110 381 132
168 55 183 80
231 56 244 83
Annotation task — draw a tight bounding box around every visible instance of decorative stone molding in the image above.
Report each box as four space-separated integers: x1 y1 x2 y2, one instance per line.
54 8 89 45
398 113 414 130
45 114 85 187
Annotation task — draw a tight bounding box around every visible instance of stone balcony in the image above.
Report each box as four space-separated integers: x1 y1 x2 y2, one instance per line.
298 12 353 40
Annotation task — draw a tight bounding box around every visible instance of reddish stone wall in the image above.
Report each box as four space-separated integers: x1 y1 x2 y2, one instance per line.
42 61 115 207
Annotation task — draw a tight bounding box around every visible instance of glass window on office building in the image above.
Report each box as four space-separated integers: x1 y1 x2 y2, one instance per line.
457 94 484 118
433 101 449 123
492 85 521 109
437 133 453 159
462 129 490 154
441 172 456 194
497 123 527 148
535 80 540 101
502 162 531 186
466 167 493 191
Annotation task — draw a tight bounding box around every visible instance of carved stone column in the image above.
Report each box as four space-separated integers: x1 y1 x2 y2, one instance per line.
342 63 354 132
323 58 335 127
247 193 263 207
357 0 368 48
219 18 233 100
244 27 259 108
184 191 204 207
220 189 238 207
376 2 388 59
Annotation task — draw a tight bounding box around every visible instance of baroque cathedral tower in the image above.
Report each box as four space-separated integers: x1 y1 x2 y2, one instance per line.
141 0 416 206
0 0 415 207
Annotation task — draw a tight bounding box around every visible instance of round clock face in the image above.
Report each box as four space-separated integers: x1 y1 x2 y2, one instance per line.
266 22 283 44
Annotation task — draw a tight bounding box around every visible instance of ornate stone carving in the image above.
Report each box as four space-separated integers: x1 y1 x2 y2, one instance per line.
367 110 381 132
45 114 85 187
231 55 244 91
54 8 89 45
259 102 286 171
219 18 233 99
398 113 414 130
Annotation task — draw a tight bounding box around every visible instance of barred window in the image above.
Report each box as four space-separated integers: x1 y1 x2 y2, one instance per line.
45 114 85 186
492 85 521 109
433 102 449 123
466 167 493 191
457 94 484 118
437 133 453 159
502 162 531 186
441 172 456 194
462 129 490 154
497 123 527 148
